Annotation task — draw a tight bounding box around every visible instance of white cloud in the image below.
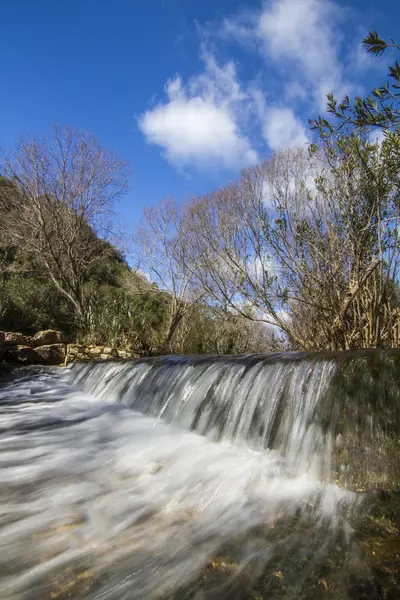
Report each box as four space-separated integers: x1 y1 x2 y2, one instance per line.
259 0 342 95
263 108 309 151
138 51 258 171
284 81 308 103
224 0 350 110
139 0 367 172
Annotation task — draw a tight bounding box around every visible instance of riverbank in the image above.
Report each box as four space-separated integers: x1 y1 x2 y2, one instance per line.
0 329 138 367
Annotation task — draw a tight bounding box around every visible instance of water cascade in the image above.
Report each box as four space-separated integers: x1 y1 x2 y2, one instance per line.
0 351 399 599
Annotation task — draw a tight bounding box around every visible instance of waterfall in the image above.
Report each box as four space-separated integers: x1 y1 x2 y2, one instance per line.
70 354 338 478
0 351 399 599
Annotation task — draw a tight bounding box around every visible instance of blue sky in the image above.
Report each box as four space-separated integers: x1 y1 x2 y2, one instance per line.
1 0 399 232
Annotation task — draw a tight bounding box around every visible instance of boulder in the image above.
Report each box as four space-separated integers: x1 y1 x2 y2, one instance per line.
4 345 41 364
32 330 69 347
4 332 31 346
35 344 67 365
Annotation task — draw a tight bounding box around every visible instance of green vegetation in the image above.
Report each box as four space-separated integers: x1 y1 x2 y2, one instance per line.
0 146 273 355
311 31 400 133
0 182 271 354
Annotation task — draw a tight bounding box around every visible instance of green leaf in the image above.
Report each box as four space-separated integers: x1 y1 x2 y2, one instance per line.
389 61 400 82
363 30 388 56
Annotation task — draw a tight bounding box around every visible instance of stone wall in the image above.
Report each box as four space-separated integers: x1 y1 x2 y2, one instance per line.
0 330 138 366
65 344 137 364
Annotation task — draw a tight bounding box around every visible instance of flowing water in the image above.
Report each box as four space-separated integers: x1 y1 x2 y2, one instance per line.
0 353 399 599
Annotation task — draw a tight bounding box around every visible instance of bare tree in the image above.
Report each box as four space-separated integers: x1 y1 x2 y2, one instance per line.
187 142 400 351
185 153 312 346
0 125 130 327
134 197 205 352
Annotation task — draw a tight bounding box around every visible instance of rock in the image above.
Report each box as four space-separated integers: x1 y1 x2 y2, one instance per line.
4 332 31 346
118 350 136 359
65 344 137 364
32 330 69 347
103 347 119 356
65 344 91 364
67 344 85 355
89 347 102 356
35 344 66 365
4 345 41 364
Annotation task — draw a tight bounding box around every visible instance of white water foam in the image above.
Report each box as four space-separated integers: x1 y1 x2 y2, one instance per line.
0 365 356 599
